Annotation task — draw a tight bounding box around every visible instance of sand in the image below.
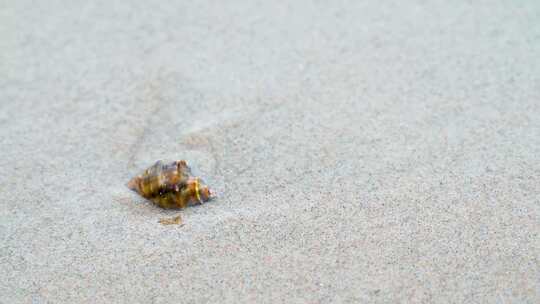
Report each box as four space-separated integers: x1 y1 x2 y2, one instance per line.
1 0 539 302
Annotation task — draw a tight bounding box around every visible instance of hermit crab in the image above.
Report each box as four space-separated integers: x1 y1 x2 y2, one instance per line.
128 160 213 209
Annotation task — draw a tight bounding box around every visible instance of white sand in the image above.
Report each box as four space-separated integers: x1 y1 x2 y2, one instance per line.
1 0 539 302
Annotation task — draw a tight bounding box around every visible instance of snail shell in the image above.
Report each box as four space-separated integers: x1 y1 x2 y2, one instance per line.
128 160 212 209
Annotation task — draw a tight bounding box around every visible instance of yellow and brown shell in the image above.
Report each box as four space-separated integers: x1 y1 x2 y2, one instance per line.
127 160 212 209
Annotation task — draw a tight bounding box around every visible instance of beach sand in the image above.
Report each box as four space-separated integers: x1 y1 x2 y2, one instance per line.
1 0 539 302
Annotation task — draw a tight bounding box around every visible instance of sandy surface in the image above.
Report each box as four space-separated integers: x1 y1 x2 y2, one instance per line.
1 0 539 303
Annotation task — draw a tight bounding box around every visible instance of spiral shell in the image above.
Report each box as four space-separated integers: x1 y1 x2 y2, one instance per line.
128 160 212 209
